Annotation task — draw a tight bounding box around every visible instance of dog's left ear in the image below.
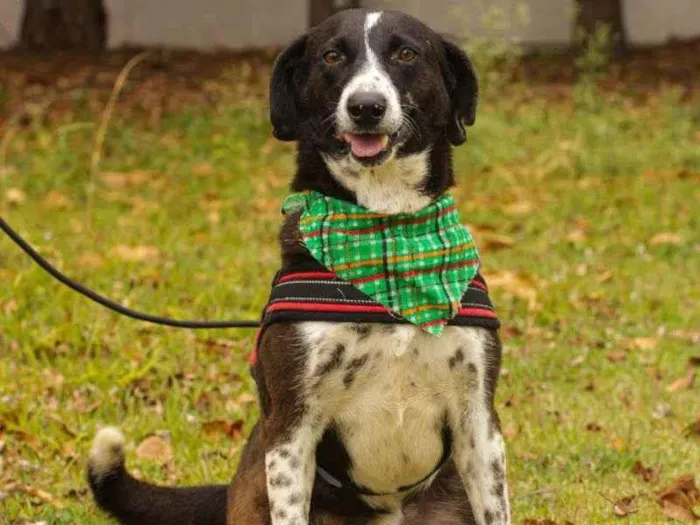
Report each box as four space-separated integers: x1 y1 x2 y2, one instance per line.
270 35 308 141
441 39 478 146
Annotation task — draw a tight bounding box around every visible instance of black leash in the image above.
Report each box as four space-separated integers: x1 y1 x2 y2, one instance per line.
0 217 260 329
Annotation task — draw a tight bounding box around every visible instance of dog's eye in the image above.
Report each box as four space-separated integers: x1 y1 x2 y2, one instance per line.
323 51 344 65
397 47 417 63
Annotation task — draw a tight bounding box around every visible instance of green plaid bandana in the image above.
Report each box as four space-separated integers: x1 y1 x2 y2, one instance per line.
282 191 480 336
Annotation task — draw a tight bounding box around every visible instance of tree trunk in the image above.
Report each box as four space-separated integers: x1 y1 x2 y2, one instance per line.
19 0 107 52
575 0 627 54
309 0 361 28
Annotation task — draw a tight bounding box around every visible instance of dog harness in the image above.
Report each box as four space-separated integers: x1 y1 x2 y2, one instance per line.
250 260 499 367
251 192 501 497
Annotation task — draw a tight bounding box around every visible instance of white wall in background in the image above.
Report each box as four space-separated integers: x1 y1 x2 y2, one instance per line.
0 1 22 48
624 0 700 44
1 0 699 50
105 0 308 49
363 0 575 44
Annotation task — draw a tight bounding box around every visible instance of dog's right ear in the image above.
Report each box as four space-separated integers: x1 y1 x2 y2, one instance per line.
270 35 308 141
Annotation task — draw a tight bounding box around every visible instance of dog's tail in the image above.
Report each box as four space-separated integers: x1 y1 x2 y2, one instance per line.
87 427 227 525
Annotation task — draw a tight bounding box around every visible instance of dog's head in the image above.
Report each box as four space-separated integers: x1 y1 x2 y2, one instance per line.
270 9 478 213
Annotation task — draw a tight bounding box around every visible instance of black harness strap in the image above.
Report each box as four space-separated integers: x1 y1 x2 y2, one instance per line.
251 261 500 364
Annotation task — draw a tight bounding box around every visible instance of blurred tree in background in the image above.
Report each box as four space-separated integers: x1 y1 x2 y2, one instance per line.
19 0 107 52
576 0 627 55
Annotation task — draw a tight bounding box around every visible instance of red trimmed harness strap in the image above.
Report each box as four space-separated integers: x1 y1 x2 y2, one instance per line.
249 262 500 365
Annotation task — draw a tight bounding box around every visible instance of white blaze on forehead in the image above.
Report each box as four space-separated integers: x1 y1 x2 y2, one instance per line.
335 11 402 134
365 11 381 32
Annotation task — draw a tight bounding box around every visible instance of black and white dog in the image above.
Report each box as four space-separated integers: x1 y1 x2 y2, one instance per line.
88 9 510 525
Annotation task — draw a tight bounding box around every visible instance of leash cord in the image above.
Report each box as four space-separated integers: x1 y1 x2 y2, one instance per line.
0 217 260 329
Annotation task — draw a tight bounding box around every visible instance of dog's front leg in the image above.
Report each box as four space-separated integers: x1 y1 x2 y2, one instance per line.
449 345 511 524
265 419 324 525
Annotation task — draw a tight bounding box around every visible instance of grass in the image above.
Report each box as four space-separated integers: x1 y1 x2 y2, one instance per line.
0 63 699 524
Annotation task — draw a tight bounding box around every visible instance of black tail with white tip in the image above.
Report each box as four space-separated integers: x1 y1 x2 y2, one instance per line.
87 427 227 525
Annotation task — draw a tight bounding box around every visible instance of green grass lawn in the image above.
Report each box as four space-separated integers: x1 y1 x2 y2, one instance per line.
0 68 698 524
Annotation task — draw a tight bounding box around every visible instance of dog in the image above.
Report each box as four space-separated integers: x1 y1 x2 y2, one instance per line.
87 9 510 525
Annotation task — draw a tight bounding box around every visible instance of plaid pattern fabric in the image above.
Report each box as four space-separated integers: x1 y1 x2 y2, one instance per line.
283 191 480 335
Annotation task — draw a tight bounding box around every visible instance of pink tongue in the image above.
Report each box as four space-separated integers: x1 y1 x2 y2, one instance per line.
347 134 385 158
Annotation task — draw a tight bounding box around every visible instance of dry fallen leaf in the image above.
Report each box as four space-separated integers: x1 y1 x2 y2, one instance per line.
112 244 160 262
101 170 163 189
502 200 534 216
236 392 257 405
41 190 72 210
650 232 683 246
626 337 659 350
566 228 587 243
657 474 700 522
612 495 638 517
667 369 696 393
485 270 540 310
6 482 63 508
610 438 627 452
606 351 627 362
653 402 673 420
5 187 26 205
201 419 244 439
135 435 172 465
632 460 660 484
77 252 104 268
479 233 515 252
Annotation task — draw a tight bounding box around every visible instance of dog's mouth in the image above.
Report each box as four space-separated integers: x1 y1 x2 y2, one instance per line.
339 133 391 164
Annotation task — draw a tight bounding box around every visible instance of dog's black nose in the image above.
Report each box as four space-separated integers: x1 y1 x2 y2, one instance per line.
347 92 386 127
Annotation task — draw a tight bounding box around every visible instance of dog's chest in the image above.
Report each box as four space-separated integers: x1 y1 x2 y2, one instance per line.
301 322 486 498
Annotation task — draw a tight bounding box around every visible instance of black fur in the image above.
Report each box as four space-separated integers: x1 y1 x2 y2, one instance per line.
88 9 485 525
88 463 227 525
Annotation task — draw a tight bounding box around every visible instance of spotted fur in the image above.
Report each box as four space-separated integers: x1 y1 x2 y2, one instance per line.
87 8 507 525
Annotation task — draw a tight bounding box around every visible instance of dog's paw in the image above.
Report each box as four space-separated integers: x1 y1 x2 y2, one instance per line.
88 426 126 479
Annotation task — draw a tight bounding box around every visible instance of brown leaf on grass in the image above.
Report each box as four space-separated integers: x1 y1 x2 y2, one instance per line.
502 200 534 216
672 331 700 344
41 190 72 210
611 495 638 517
667 369 696 393
625 337 658 350
606 351 627 362
101 170 163 189
632 460 660 484
566 228 587 243
653 402 673 420
192 162 214 176
236 392 257 405
6 482 63 508
478 233 515 252
201 419 244 440
610 438 627 452
77 252 104 268
649 232 683 246
569 352 588 367
4 188 26 206
112 244 160 262
484 270 540 310
135 435 172 465
657 474 700 522
683 415 700 438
